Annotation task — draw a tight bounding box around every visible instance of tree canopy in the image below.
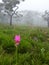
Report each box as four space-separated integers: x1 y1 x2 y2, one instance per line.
42 10 49 27
2 0 24 12
0 0 25 25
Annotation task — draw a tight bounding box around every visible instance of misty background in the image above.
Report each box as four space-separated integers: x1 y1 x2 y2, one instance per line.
0 0 49 27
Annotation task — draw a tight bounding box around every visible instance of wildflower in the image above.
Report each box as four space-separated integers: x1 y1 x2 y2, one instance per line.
14 35 21 46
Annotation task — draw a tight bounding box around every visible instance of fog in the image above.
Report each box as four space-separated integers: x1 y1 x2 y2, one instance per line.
0 0 49 27
0 0 49 12
18 0 49 12
0 11 48 27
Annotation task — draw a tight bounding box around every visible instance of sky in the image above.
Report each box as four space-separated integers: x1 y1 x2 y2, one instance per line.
0 0 49 12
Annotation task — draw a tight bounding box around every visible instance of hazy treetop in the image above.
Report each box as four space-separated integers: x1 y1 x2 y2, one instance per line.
0 0 49 12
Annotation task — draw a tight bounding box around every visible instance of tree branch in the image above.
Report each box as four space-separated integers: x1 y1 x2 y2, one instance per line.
12 6 19 16
5 10 10 16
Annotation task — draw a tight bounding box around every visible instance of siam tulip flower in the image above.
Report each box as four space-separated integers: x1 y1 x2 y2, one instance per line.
14 35 21 46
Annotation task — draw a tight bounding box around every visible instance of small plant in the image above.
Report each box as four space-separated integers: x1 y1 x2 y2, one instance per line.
0 26 49 65
2 36 16 54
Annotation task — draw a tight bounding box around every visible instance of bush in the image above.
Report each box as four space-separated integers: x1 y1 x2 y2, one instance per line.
2 35 16 54
17 52 33 65
0 26 49 65
3 44 16 54
17 39 33 54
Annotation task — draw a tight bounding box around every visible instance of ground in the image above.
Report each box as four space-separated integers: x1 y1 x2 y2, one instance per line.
0 24 49 65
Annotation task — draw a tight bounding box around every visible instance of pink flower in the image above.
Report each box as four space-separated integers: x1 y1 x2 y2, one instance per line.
14 35 21 46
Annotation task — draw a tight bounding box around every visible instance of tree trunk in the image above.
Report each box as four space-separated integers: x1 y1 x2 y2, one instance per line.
10 15 12 26
48 21 49 27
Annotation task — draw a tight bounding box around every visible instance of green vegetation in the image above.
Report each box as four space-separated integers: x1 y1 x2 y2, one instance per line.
0 25 49 65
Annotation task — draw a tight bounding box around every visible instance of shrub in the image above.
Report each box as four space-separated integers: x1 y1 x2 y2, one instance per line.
17 39 33 54
2 36 16 54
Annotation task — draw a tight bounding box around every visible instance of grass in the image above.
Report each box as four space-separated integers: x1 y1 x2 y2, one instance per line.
0 24 49 65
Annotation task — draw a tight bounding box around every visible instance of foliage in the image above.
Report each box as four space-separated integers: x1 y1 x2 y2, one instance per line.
0 25 49 65
42 10 49 27
0 0 25 25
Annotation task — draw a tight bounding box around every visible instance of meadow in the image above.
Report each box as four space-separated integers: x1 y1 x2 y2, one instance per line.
0 24 49 65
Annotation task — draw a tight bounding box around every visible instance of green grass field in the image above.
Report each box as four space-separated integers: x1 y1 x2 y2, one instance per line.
0 25 49 65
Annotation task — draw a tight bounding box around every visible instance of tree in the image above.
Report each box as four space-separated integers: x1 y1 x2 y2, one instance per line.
0 3 4 12
0 0 24 25
42 10 49 27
